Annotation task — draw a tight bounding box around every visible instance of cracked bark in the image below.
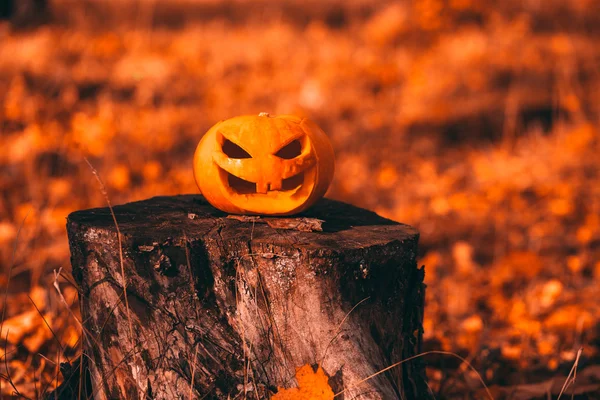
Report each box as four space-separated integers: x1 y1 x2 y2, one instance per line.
64 195 431 399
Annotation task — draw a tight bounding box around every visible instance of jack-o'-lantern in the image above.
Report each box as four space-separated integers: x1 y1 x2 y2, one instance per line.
193 113 335 215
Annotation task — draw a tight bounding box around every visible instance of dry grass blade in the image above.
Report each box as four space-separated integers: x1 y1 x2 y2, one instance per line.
53 268 82 330
58 270 79 290
319 296 370 367
27 294 70 363
189 342 199 400
0 211 30 399
83 157 135 349
1 211 30 344
334 350 494 400
3 332 31 399
556 347 583 400
78 343 84 400
89 343 146 399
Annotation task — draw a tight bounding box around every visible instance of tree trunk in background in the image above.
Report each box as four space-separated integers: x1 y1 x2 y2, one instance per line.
0 1 13 19
0 0 47 24
64 195 431 399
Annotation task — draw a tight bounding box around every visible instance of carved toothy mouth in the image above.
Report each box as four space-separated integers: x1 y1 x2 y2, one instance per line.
214 157 318 214
281 172 304 190
227 173 256 194
226 172 305 195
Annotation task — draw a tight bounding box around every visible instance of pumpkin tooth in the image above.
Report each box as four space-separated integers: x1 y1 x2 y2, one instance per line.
269 180 283 191
256 181 269 194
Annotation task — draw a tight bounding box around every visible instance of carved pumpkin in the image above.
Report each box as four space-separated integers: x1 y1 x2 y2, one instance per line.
193 113 335 215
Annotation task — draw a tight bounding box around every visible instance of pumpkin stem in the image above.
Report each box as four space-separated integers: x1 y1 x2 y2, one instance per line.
258 112 271 117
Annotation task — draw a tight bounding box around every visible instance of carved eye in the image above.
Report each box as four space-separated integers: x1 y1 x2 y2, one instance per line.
222 140 251 159
275 140 302 159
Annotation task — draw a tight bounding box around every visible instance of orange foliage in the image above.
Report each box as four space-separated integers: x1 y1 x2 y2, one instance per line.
1 0 600 397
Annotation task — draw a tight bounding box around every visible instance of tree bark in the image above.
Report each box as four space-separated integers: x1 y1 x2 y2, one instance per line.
66 195 430 399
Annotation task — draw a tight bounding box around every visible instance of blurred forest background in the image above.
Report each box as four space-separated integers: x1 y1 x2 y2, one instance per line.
1 0 600 398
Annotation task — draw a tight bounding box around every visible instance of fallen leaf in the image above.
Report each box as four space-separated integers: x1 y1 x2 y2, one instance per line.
272 364 334 400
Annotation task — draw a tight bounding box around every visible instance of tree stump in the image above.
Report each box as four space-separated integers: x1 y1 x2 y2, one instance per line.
66 195 430 399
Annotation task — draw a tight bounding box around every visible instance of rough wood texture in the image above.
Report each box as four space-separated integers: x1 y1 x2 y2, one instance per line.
67 195 430 399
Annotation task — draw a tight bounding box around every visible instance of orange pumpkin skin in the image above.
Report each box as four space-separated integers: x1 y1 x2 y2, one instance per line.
193 113 335 215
